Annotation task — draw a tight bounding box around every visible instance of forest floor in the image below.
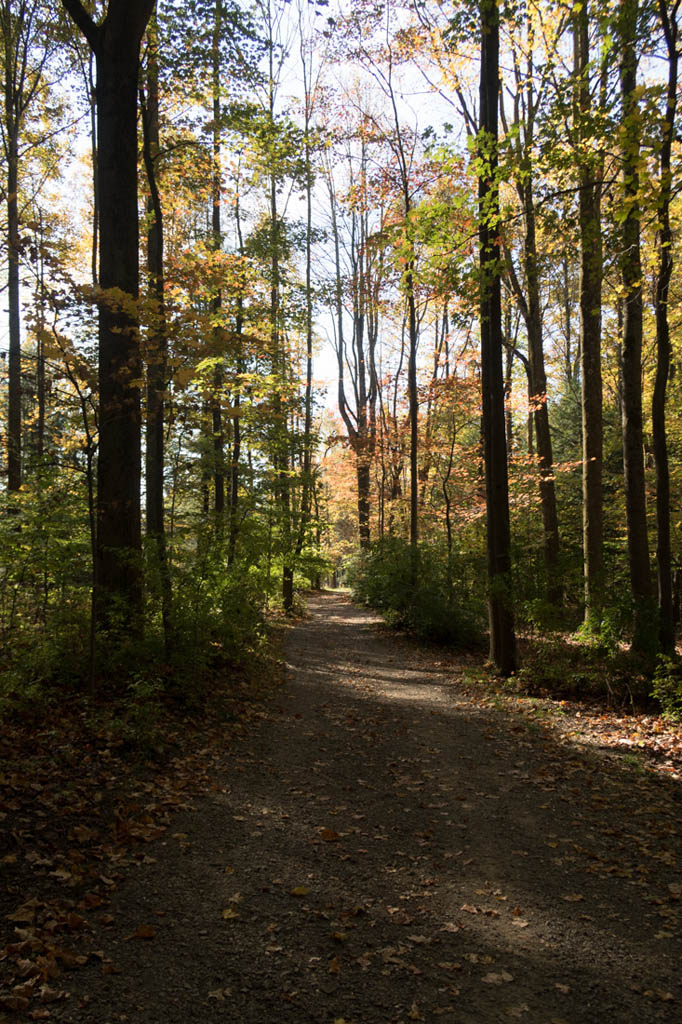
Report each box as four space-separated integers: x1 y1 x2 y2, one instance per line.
2 590 682 1023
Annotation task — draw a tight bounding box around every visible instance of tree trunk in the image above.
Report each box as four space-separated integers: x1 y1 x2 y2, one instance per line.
574 1 605 631
227 190 245 567
619 0 655 659
211 0 224 527
479 0 516 675
61 0 154 631
522 183 561 603
141 10 171 649
6 110 21 491
407 284 419 551
652 0 678 655
357 460 371 548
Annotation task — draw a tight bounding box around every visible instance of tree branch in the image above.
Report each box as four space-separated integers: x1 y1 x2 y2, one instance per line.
60 0 99 50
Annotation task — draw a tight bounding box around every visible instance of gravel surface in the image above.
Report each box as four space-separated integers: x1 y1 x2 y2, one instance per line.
41 591 682 1023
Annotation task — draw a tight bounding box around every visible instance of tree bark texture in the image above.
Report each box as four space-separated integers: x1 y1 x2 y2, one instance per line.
479 0 517 675
521 182 561 602
211 0 224 523
141 10 172 648
652 0 679 654
574 1 605 630
618 0 655 658
6 136 21 491
61 0 154 629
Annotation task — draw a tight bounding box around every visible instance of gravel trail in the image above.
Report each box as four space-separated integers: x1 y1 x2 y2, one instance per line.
50 591 682 1024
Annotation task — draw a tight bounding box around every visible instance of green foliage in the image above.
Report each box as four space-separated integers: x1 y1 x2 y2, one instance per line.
652 656 682 722
348 536 484 648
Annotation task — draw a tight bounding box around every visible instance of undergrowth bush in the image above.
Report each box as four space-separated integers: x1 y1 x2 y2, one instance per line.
652 656 682 721
347 536 484 648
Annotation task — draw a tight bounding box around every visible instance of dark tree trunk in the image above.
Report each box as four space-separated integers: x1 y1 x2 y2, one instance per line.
36 230 45 459
479 0 517 675
522 185 561 602
619 0 655 659
211 0 224 525
293 28 316 570
574 1 605 631
6 140 21 491
407 284 419 551
357 460 371 549
227 191 245 567
88 52 98 287
141 11 171 648
329 163 377 552
652 0 679 655
61 0 154 629
503 310 513 459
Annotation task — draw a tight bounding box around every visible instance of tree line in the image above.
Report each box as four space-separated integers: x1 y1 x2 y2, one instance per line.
0 0 680 703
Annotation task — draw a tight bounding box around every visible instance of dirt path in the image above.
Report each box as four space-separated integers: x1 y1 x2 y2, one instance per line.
47 592 682 1023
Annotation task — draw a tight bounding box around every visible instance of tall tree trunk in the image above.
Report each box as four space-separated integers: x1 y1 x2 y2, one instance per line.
406 283 419 550
5 90 21 491
328 163 372 550
293 14 317 569
522 183 561 603
574 0 605 631
619 0 655 659
652 0 679 655
141 10 171 648
479 0 516 675
61 0 154 631
227 187 245 567
503 307 514 459
88 51 98 287
36 212 45 459
211 0 225 527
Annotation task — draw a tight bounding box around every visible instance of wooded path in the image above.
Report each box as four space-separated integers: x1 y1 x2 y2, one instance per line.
51 592 681 1023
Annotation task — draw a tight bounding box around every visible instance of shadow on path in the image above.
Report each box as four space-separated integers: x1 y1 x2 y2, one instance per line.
52 591 682 1024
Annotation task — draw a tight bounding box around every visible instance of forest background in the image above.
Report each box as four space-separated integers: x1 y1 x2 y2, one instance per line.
1 0 682 726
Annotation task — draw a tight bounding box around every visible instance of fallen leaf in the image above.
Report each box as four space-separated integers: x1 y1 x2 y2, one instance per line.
511 919 529 928
0 995 30 1011
290 886 309 897
561 894 584 903
328 956 341 973
7 902 39 923
482 971 514 985
408 1002 423 1020
222 908 239 920
460 904 478 914
507 1005 530 1018
127 924 155 940
102 963 122 975
208 988 229 1001
38 986 65 1004
320 828 341 842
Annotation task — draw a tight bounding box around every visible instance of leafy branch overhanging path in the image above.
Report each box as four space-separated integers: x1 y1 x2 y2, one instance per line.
29 593 682 1022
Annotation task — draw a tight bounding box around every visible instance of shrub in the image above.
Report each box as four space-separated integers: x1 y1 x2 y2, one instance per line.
652 656 682 722
348 537 484 648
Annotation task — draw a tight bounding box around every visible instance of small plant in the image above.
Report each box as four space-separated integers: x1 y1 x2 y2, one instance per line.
652 656 682 722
